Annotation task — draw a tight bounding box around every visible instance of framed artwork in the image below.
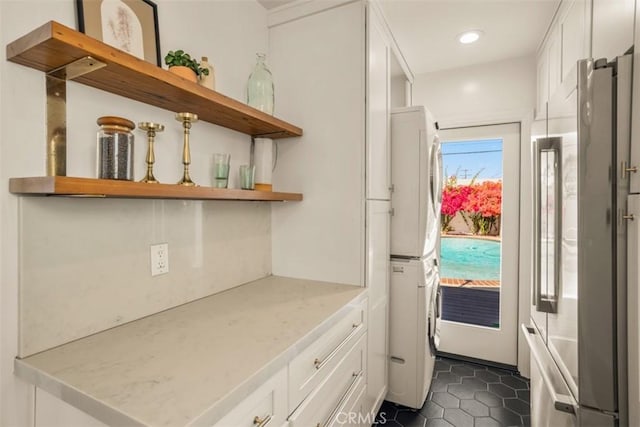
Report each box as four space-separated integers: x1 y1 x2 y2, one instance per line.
76 0 161 66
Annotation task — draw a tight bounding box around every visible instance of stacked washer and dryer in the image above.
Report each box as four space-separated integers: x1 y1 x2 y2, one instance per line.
387 106 443 409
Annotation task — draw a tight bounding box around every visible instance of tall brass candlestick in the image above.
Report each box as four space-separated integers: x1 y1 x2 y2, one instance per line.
176 112 198 186
139 122 165 183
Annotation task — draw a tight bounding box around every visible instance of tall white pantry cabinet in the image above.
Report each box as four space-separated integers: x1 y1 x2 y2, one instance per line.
268 0 410 418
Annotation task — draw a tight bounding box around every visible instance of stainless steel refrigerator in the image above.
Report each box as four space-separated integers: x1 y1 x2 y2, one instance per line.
523 54 632 426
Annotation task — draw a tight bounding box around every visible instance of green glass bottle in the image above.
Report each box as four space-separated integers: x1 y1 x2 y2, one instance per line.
247 53 274 115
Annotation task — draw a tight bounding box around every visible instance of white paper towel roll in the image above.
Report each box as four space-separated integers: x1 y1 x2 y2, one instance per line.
254 138 273 191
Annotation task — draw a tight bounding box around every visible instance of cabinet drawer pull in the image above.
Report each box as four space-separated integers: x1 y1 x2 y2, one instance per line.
313 323 362 370
253 414 272 427
623 161 638 178
319 370 363 427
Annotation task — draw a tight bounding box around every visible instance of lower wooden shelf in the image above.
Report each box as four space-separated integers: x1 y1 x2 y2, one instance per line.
9 177 303 202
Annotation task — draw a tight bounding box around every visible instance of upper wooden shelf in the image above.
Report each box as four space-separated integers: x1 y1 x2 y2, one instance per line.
6 21 302 139
9 177 303 202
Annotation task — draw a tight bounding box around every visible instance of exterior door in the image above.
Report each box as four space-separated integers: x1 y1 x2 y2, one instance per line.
437 123 520 366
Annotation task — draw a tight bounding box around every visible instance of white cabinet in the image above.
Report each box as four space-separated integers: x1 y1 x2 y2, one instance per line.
366 299 388 416
287 298 368 427
548 27 561 99
629 0 640 194
627 5 640 416
289 302 366 410
538 0 633 111
536 0 590 116
270 1 403 419
327 377 367 427
535 10 559 117
214 368 288 427
365 201 391 307
270 0 397 284
560 0 589 84
288 335 366 427
212 299 369 427
592 0 635 61
364 5 392 417
529 346 577 427
35 388 108 427
367 6 391 200
33 295 368 427
364 200 390 415
269 1 366 285
536 47 549 119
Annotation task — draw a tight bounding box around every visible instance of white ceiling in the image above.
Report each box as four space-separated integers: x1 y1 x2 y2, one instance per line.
379 0 560 75
259 0 560 76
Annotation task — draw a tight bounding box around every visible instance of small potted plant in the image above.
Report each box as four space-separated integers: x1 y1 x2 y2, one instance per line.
164 50 210 83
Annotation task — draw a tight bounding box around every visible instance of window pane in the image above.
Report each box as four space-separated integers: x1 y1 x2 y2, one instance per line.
440 138 503 328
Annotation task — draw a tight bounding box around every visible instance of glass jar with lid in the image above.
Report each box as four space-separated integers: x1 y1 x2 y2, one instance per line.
96 116 135 180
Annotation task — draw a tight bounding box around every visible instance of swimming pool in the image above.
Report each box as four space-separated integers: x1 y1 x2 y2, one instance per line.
440 237 501 281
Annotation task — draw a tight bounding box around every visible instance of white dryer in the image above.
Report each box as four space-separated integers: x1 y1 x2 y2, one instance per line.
390 106 442 259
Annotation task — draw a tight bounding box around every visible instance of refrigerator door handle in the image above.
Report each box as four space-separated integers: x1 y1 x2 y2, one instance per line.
532 137 562 313
522 324 577 415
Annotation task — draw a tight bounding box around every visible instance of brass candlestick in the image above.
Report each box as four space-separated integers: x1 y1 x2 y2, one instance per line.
176 112 198 186
139 122 165 183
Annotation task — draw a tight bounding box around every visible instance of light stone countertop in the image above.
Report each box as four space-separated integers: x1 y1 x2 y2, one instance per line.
15 275 367 427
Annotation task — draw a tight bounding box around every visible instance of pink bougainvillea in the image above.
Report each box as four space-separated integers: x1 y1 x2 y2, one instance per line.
441 179 502 235
463 181 502 234
441 175 471 231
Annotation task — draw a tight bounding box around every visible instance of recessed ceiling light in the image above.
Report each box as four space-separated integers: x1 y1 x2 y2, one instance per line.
458 30 483 44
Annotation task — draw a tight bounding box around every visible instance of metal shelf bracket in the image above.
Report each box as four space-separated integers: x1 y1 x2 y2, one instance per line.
45 56 106 176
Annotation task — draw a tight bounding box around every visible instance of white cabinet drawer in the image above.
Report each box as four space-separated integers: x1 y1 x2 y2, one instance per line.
289 300 366 409
288 334 366 427
214 368 288 427
325 371 366 427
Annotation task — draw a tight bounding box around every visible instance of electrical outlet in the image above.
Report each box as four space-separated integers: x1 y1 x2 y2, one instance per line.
150 243 169 276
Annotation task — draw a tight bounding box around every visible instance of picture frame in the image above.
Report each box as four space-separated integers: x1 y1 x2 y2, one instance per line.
76 0 161 66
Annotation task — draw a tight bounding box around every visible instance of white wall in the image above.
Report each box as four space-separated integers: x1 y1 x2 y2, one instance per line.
412 56 536 127
269 2 366 286
413 55 536 377
1 1 271 425
19 198 272 357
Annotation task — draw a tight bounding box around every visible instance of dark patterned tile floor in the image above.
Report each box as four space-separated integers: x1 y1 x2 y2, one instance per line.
375 357 530 427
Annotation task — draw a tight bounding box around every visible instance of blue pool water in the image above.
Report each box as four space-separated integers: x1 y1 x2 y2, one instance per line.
440 237 501 280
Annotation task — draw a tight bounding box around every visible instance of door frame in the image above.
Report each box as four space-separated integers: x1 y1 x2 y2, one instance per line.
437 122 521 366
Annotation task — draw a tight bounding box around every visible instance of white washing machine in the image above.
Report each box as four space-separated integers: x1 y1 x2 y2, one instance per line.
387 254 441 409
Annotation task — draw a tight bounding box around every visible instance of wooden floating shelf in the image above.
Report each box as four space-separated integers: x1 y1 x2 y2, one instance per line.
6 21 302 139
9 177 303 202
